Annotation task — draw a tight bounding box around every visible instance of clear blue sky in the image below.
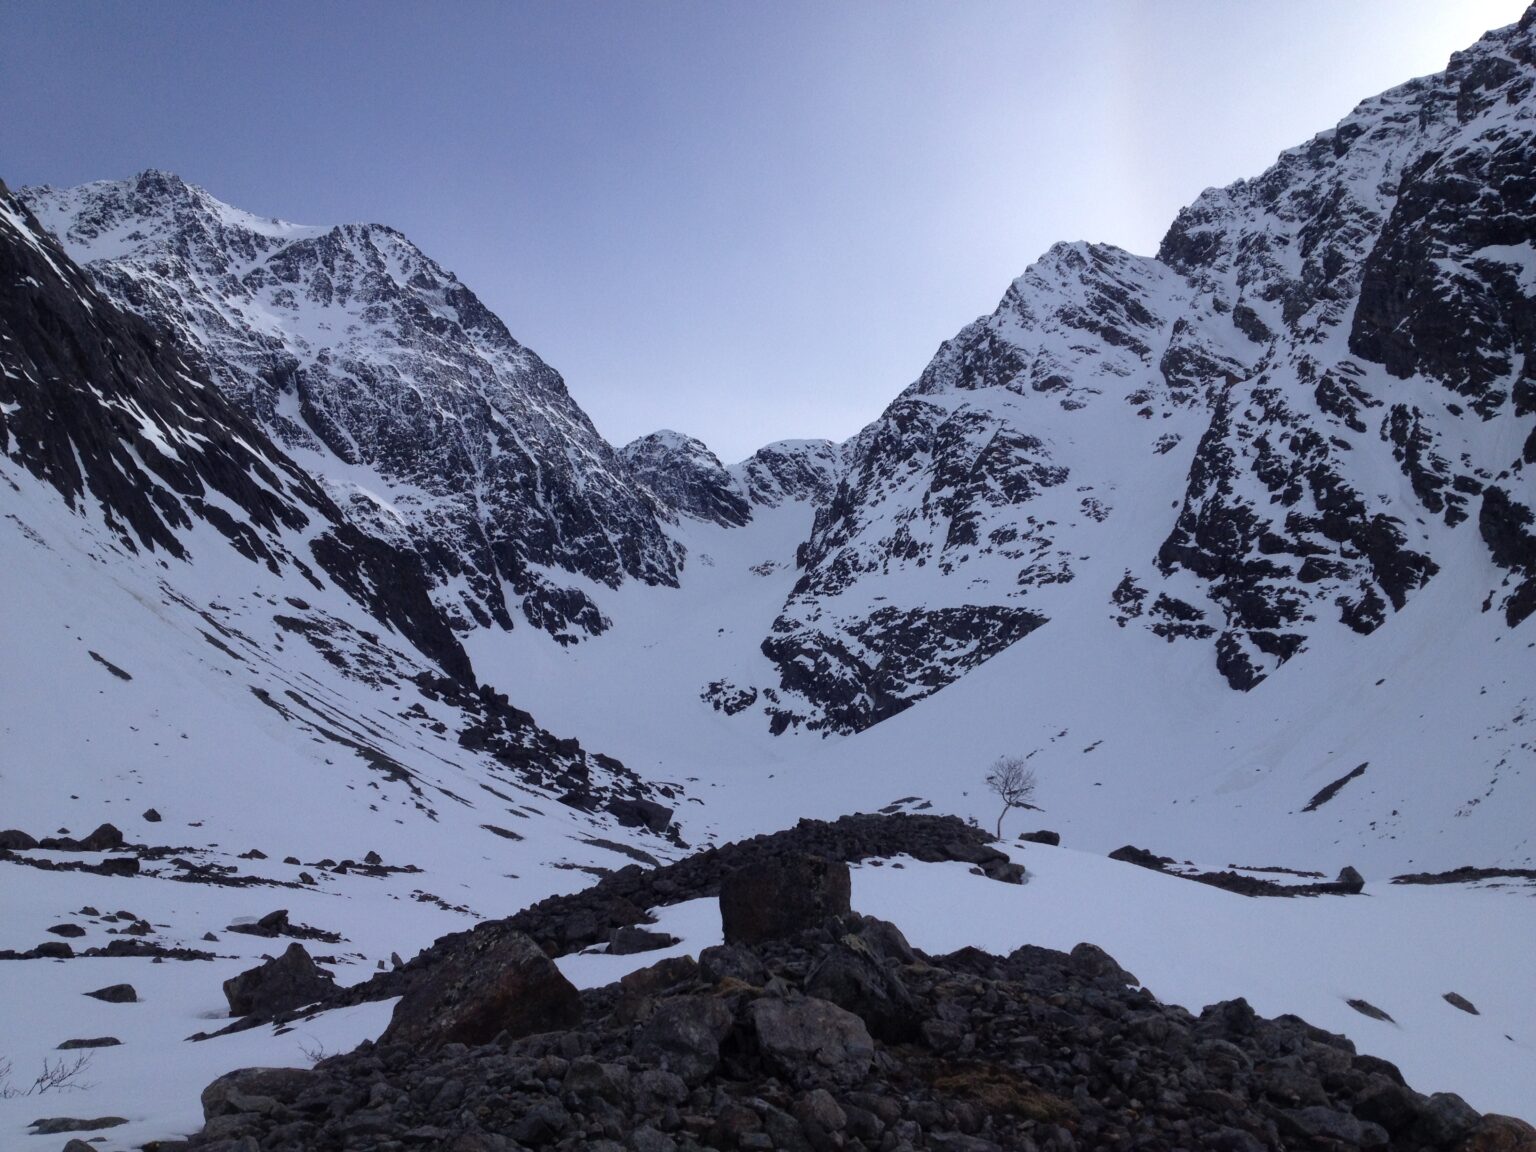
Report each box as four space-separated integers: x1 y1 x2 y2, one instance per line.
3 1 1526 461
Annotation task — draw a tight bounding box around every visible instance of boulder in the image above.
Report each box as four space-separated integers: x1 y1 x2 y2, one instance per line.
381 929 579 1049
804 918 922 1041
748 994 875 1086
1443 991 1480 1014
222 943 338 1017
1459 1114 1536 1152
608 926 679 955
1070 942 1139 987
720 855 851 945
633 995 734 1085
142 808 162 822
27 1117 127 1134
1412 1092 1481 1147
201 1066 323 1120
77 822 125 850
1019 829 1060 846
1335 866 1365 894
0 828 39 849
1109 844 1174 871
605 797 674 834
83 983 137 1003
699 944 769 986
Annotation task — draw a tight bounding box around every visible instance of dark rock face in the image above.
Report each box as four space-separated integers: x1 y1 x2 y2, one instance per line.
23 171 683 643
731 439 846 508
604 797 675 835
621 432 848 529
174 817 1521 1152
621 431 753 528
380 929 581 1050
223 942 339 1017
720 856 852 946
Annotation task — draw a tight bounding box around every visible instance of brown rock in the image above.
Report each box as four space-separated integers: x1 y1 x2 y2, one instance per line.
720 855 851 945
381 929 579 1049
1458 1115 1536 1152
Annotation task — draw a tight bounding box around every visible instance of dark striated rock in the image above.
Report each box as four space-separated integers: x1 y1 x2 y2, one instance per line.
1443 991 1480 1015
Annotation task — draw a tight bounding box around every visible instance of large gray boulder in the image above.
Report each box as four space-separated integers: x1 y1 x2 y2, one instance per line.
748 995 875 1086
222 943 338 1017
633 995 735 1086
381 929 580 1049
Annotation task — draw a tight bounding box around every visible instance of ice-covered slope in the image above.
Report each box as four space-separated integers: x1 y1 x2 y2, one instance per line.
21 170 681 644
740 12 1536 735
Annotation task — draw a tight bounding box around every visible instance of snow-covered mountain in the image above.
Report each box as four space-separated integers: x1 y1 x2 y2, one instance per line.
620 430 845 528
739 11 1536 734
5 12 1536 1147
21 171 682 644
0 177 684 869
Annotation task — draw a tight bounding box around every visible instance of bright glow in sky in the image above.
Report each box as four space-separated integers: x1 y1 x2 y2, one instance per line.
2 1 1527 460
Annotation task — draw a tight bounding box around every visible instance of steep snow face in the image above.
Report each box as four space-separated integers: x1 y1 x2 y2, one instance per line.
748 13 1536 733
21 170 681 645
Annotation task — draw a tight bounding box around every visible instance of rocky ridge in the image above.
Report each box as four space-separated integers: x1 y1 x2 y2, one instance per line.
176 816 1533 1152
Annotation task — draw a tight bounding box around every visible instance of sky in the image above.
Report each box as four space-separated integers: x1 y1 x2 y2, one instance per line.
2 1 1528 462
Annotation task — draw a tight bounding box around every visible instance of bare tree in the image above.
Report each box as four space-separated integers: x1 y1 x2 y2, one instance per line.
0 1053 94 1098
985 755 1037 838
